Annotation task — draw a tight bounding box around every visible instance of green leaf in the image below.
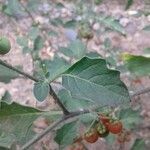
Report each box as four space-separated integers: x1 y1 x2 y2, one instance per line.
68 40 86 59
33 36 44 51
119 107 141 129
0 101 61 148
125 0 134 10
143 25 150 31
122 53 150 76
43 56 70 82
62 57 130 106
33 81 49 102
0 64 18 83
97 16 126 35
58 89 93 111
54 121 79 148
131 139 146 150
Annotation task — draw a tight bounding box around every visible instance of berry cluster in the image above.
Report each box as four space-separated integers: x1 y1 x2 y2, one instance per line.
83 113 123 144
68 112 131 150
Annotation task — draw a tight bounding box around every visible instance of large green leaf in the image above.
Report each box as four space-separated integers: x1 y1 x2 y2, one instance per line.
62 57 130 106
122 53 150 76
0 101 62 149
33 81 49 102
44 56 70 82
54 120 79 148
0 64 18 83
97 16 126 35
58 89 93 111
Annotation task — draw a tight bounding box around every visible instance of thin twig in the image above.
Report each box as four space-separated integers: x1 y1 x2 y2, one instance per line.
21 110 89 150
49 85 70 115
0 59 69 115
0 59 38 82
130 87 150 98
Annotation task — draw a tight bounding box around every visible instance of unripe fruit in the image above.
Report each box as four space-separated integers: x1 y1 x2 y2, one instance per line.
96 123 109 137
0 36 11 55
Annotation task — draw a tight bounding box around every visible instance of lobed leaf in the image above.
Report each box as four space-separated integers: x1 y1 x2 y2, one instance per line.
62 57 130 106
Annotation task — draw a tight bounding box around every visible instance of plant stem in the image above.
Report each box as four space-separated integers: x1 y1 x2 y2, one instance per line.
21 110 89 150
0 59 38 82
130 87 150 98
0 59 70 115
49 85 70 115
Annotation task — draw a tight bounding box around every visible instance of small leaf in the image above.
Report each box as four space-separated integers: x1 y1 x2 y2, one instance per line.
131 139 146 150
68 40 86 59
54 121 79 148
122 53 150 76
33 81 49 101
33 36 44 51
143 25 150 31
43 56 70 82
62 57 130 106
125 0 134 10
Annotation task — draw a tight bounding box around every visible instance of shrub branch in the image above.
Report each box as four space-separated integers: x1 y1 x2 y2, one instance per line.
1 59 150 149
0 59 70 115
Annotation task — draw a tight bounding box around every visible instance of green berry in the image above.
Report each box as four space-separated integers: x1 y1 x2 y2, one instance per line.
0 36 11 55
